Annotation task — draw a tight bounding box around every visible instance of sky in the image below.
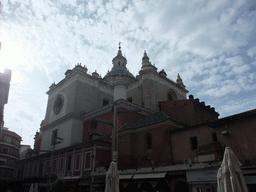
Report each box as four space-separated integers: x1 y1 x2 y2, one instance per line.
0 0 256 148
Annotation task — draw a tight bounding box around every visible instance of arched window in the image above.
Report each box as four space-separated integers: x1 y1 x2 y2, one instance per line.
156 180 170 192
168 93 173 101
103 98 109 106
118 61 121 66
167 90 177 101
174 181 189 192
140 181 153 192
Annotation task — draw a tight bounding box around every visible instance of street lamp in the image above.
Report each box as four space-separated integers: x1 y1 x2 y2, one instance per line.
47 136 63 192
112 102 141 164
93 101 141 163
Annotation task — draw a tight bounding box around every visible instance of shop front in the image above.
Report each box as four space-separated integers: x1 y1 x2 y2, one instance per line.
186 169 218 192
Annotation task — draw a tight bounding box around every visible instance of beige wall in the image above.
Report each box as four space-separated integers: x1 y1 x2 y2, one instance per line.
171 114 256 164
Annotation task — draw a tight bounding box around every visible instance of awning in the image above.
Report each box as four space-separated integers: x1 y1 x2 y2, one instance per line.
186 169 218 183
133 172 166 179
78 180 90 186
119 174 133 179
245 176 256 184
63 176 80 183
186 181 217 184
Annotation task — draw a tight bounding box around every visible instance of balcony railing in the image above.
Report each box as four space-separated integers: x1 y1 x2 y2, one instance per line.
196 142 222 162
0 151 20 158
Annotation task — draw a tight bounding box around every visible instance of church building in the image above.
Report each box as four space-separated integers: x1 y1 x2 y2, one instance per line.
14 47 256 192
35 46 187 152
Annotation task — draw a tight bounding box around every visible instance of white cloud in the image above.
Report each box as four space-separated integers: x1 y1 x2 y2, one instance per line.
2 0 256 145
247 46 256 58
218 95 256 117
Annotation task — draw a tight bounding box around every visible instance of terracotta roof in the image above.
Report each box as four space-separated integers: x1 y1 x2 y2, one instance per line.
119 111 170 132
210 108 256 128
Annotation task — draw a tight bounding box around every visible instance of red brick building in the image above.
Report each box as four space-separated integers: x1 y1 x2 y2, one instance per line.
15 96 256 192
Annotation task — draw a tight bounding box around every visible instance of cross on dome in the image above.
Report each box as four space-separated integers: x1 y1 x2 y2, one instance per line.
119 42 121 50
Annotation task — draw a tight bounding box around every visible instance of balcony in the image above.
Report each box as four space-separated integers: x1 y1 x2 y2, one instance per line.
0 151 20 159
196 142 222 163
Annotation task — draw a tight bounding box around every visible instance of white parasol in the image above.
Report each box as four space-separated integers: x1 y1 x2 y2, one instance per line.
34 183 38 192
217 147 248 192
28 183 34 192
105 161 119 192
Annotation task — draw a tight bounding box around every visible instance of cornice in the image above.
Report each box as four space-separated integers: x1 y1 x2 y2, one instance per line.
118 119 184 136
83 99 154 121
40 112 83 132
47 71 113 96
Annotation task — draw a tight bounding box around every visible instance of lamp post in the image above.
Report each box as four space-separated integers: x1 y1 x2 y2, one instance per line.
0 104 4 139
93 102 141 164
112 102 141 164
112 102 118 163
47 136 63 192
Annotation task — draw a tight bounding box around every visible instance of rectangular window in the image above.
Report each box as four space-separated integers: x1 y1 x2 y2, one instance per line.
147 135 152 149
84 152 91 170
51 129 58 145
4 136 12 144
190 136 198 150
34 163 38 175
2 148 8 154
0 160 6 165
29 164 32 175
45 161 50 174
66 155 72 171
212 132 217 142
59 157 64 172
14 139 20 146
53 159 57 173
38 163 43 176
75 154 81 170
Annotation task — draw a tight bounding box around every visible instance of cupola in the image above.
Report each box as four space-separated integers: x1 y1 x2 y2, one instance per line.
103 43 135 82
92 70 99 78
140 50 157 72
112 43 127 69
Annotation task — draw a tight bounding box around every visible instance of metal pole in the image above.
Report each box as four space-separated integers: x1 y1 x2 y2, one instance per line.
0 105 4 139
48 143 55 192
116 112 118 166
112 102 117 162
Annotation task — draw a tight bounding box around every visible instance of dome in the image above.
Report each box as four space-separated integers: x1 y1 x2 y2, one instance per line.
103 44 135 80
104 68 135 79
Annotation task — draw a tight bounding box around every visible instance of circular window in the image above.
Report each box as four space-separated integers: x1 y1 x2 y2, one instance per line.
53 95 64 115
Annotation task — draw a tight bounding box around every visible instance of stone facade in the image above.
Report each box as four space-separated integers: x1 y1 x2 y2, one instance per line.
38 48 187 151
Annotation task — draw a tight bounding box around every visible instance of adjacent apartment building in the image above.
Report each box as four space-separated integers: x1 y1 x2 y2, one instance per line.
0 69 22 190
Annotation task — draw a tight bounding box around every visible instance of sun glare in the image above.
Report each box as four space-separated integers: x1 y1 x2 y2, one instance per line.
0 35 30 72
